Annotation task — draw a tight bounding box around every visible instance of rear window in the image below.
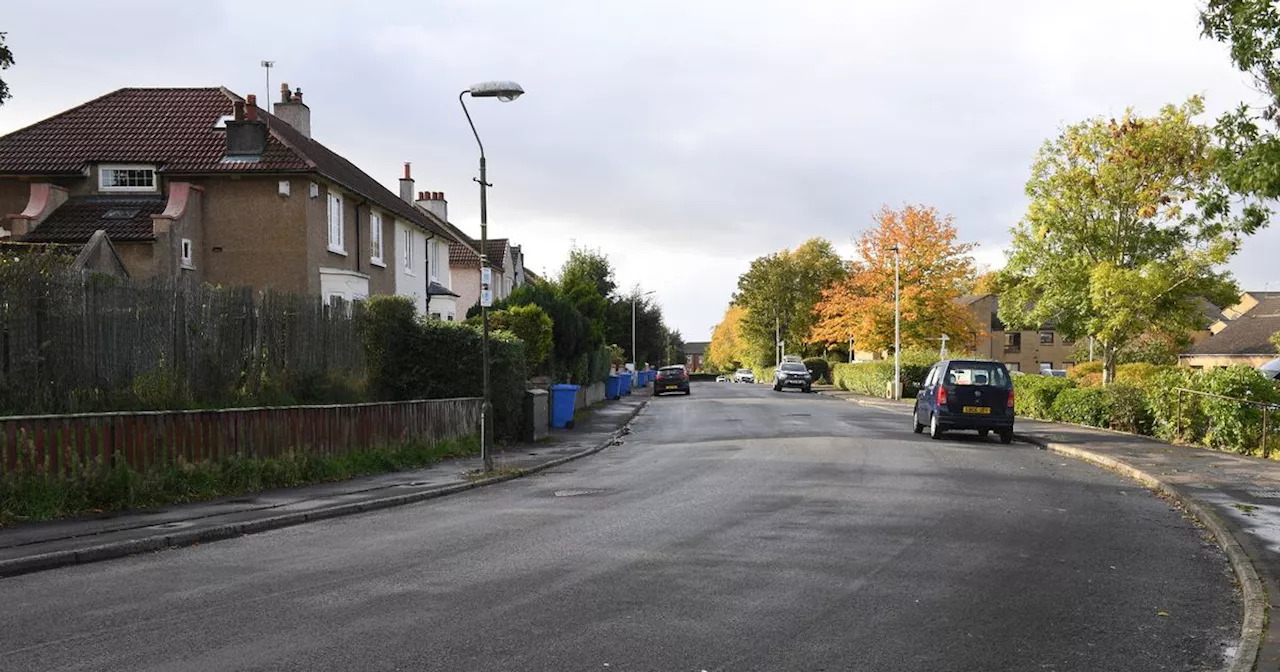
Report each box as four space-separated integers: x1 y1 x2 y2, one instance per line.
737 369 753 374
780 363 807 372
944 363 1011 388
659 367 684 375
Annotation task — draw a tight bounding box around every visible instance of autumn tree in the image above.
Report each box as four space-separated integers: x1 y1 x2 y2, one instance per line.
999 98 1264 385
706 304 751 372
732 238 845 364
1271 329 1280 353
810 205 980 354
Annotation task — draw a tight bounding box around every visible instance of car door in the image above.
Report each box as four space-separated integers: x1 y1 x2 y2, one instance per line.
919 364 941 415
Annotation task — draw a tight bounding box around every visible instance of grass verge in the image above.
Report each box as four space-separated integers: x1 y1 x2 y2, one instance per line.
0 436 479 526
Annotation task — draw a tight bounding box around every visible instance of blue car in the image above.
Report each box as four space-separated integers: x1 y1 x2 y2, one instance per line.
913 359 1015 443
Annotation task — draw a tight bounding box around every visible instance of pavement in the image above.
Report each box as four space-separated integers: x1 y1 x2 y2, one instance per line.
818 383 1280 671
0 393 649 579
0 382 1242 671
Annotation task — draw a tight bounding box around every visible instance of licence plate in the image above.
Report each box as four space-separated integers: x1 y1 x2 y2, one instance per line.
962 406 991 414
665 385 678 390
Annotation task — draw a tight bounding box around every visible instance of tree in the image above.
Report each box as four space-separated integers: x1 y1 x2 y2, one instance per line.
706 304 750 372
732 238 845 364
604 288 665 366
1271 329 1280 353
999 98 1263 385
558 247 614 347
474 282 591 367
489 304 554 374
0 33 12 107
810 205 981 354
662 328 686 366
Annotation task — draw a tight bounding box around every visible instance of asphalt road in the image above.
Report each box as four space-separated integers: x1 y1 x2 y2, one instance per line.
0 383 1239 671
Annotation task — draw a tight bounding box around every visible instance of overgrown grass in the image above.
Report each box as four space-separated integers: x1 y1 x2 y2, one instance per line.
0 436 479 526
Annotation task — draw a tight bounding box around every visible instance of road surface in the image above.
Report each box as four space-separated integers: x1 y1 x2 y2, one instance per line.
0 382 1239 671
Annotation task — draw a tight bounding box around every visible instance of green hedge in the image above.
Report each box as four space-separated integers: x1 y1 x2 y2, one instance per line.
1050 387 1109 428
803 358 831 384
360 296 528 442
1013 375 1075 419
831 361 932 398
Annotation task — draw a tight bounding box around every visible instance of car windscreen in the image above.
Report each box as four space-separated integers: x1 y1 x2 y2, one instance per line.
658 368 684 376
780 363 807 372
944 363 1011 388
737 369 753 375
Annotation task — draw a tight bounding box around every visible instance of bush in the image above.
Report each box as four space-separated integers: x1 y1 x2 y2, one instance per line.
1140 366 1197 442
1013 375 1075 419
803 358 831 384
1069 361 1102 380
1197 366 1280 455
830 360 932 398
1115 363 1164 385
1050 387 1110 427
360 296 528 442
489 304 553 374
1104 382 1151 434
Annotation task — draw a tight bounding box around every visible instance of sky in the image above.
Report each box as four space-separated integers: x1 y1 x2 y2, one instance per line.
2 0 1277 341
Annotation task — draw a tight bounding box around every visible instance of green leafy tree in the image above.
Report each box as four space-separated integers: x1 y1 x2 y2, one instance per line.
0 33 13 107
605 288 665 365
733 238 846 365
999 98 1264 385
557 247 615 347
489 304 554 373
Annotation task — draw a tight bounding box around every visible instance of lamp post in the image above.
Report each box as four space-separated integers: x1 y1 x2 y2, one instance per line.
633 289 656 374
459 80 524 473
889 244 901 400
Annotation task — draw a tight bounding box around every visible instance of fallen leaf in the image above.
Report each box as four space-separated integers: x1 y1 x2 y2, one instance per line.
1157 610 1169 617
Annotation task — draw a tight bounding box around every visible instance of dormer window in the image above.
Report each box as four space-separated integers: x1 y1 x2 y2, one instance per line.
99 164 157 192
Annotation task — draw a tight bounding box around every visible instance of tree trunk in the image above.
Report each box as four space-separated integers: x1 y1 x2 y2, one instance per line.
1102 343 1117 387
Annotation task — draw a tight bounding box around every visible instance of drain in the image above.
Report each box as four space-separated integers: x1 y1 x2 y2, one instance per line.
553 488 607 497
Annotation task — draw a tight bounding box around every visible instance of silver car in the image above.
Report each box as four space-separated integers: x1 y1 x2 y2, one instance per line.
733 368 755 384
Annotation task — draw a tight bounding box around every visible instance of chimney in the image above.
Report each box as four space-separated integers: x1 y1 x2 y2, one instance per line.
225 95 267 159
399 162 414 203
273 81 311 138
415 190 448 222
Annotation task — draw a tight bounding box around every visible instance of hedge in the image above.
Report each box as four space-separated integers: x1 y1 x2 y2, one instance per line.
360 296 528 442
1013 375 1075 419
831 361 932 398
803 358 831 384
1050 387 1109 428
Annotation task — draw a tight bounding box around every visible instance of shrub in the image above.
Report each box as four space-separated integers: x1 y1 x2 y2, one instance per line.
1069 361 1103 380
1104 382 1151 434
829 360 931 398
1196 366 1280 455
490 304 553 374
803 357 831 384
1050 387 1110 427
1013 375 1075 419
1115 363 1164 385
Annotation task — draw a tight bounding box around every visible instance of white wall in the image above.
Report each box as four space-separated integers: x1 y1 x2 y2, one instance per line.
393 221 427 313
428 295 459 321
319 267 369 303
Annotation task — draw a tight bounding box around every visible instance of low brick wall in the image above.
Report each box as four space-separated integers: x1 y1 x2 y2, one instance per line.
0 397 482 476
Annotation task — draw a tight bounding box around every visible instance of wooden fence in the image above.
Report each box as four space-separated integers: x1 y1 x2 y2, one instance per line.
0 397 481 476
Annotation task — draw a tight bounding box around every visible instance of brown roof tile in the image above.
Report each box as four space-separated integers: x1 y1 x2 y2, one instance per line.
0 87 451 239
1185 296 1280 356
450 241 480 267
20 196 166 243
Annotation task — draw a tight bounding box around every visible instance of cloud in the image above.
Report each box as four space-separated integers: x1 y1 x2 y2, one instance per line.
0 0 1275 340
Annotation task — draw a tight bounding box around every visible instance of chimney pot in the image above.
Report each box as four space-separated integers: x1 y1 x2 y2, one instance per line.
404 162 411 180
245 94 257 121
233 100 245 121
280 82 290 103
293 87 303 102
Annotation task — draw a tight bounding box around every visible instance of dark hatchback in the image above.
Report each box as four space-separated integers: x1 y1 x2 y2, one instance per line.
654 365 691 396
913 359 1014 443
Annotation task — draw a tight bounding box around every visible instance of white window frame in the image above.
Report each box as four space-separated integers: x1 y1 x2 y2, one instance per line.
180 238 194 270
99 164 157 192
327 191 346 255
369 212 385 267
403 229 415 275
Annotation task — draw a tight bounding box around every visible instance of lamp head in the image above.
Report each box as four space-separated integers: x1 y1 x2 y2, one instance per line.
467 81 525 102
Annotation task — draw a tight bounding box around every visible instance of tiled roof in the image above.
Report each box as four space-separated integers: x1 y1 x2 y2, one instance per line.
428 281 459 298
485 238 509 264
1184 296 1280 356
684 341 709 356
0 87 450 239
450 241 480 267
20 196 166 242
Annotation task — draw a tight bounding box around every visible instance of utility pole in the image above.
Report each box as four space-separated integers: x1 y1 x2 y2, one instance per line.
891 245 901 399
848 334 854 363
940 333 949 359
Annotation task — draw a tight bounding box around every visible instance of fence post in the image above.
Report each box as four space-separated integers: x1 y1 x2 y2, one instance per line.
1176 389 1182 442
1264 406 1271 460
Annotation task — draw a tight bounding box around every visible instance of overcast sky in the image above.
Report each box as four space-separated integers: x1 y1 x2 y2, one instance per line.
2 0 1276 340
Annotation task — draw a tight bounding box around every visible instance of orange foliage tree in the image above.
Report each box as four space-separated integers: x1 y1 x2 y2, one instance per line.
809 205 982 353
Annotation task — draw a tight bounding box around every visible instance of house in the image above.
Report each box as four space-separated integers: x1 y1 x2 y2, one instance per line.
962 294 1077 372
450 237 519 315
0 85 457 304
684 341 709 371
1180 293 1280 369
391 170 481 321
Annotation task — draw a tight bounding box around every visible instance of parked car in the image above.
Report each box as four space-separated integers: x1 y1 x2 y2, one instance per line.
773 362 813 393
715 375 728 382
654 365 691 396
913 359 1015 443
1260 358 1280 382
733 368 755 384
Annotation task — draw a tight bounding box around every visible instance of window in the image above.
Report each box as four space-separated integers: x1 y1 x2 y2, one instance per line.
369 213 384 265
430 312 442 321
1004 332 1021 354
1039 362 1053 373
99 165 156 192
1040 331 1054 345
1006 362 1021 372
180 238 193 269
327 192 345 253
945 363 1011 388
427 239 438 282
446 312 455 322
403 230 415 273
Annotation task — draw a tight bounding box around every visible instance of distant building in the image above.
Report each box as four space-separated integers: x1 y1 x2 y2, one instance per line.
961 295 1077 372
684 341 709 371
1180 292 1280 369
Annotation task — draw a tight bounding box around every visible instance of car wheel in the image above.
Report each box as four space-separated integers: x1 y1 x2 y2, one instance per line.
912 406 924 434
803 385 812 393
999 430 1014 445
685 389 691 396
929 413 944 440
773 384 782 392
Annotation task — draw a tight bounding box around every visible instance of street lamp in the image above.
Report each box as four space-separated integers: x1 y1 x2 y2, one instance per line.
889 244 901 400
633 290 656 374
459 80 524 473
